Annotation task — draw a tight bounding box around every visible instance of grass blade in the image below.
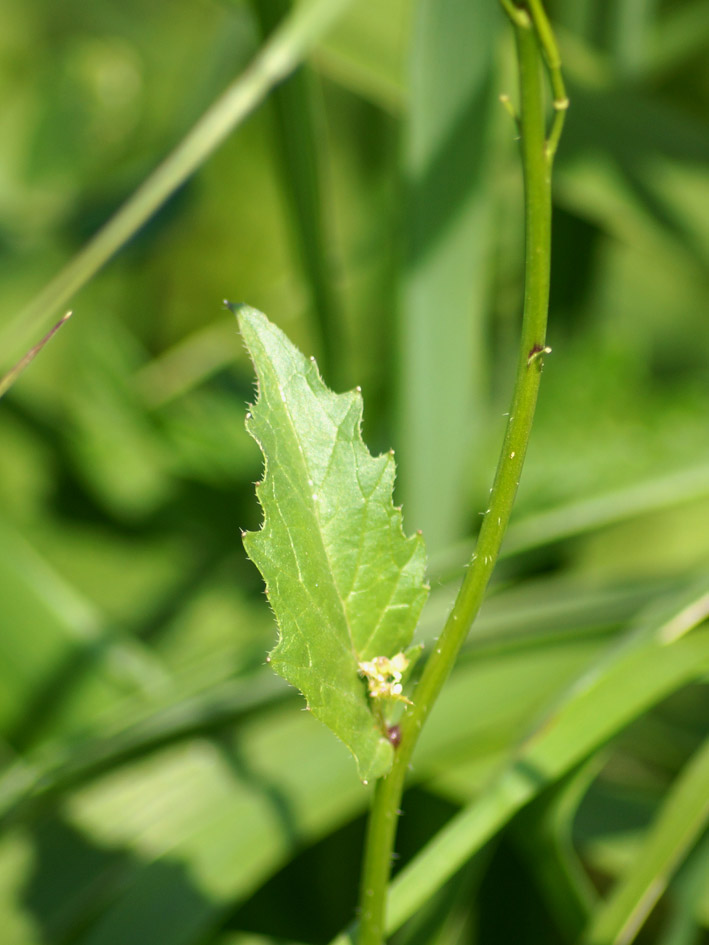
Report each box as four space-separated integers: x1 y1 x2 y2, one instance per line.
609 0 659 77
513 759 600 939
0 312 71 399
428 462 709 578
582 734 709 945
503 463 709 555
397 0 498 550
251 0 343 380
0 520 166 752
1 0 354 362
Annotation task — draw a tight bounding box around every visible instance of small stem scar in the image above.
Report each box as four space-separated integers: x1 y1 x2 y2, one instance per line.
527 344 552 366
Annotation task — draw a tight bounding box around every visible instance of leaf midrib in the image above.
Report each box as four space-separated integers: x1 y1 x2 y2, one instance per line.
262 342 361 665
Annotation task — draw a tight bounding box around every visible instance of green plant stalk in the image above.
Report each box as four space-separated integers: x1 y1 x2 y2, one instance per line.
1 0 353 362
356 6 564 944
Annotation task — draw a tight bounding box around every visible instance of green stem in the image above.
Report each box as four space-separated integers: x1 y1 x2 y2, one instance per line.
526 0 568 158
356 5 563 944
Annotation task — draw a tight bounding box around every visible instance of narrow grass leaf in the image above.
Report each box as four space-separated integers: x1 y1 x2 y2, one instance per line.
236 305 428 782
428 463 709 576
582 734 709 945
503 463 709 556
397 0 498 550
0 520 165 751
313 0 412 110
1 0 355 361
0 312 71 399
251 0 343 380
513 759 601 940
608 0 659 77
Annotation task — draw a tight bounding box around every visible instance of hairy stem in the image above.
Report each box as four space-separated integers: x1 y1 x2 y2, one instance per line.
355 5 564 944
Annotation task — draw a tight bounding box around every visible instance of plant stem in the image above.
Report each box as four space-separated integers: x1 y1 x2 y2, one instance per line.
356 5 564 944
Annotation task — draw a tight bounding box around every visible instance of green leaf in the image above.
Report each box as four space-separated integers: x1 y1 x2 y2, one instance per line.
235 304 428 782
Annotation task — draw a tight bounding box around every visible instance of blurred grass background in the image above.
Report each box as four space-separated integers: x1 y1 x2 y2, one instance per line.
0 1 708 943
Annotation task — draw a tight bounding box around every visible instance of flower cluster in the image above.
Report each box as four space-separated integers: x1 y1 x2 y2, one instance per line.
358 652 412 704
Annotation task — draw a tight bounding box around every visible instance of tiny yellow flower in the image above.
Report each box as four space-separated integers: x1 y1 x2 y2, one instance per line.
358 652 413 704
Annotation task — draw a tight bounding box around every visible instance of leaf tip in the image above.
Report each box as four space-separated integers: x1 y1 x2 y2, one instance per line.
227 300 268 337
223 299 245 320
224 299 252 316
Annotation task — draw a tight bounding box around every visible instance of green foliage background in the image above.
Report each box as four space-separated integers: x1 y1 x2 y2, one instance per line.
0 1 708 944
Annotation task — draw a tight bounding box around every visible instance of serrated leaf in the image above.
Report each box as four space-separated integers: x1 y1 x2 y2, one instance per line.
235 305 428 782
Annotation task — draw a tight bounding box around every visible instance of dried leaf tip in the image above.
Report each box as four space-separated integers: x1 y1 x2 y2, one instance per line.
0 310 73 401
